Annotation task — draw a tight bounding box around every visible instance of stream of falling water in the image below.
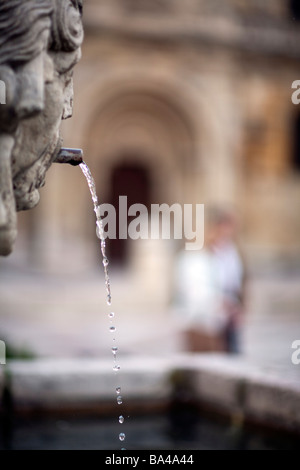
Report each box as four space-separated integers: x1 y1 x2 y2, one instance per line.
80 161 126 448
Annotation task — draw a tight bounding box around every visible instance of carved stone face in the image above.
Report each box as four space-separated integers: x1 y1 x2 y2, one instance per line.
0 0 83 255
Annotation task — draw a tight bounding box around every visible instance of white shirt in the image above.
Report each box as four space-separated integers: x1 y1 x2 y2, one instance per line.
174 250 226 333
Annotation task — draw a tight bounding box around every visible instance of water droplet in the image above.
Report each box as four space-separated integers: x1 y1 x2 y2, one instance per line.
101 247 106 258
81 164 127 446
94 205 101 218
96 223 104 240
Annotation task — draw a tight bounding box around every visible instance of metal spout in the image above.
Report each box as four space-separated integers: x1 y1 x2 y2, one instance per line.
54 148 83 166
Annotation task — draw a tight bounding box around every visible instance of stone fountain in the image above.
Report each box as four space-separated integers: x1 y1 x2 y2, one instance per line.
0 0 84 256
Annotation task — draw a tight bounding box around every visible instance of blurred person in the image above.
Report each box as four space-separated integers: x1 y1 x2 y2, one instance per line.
207 207 246 353
174 207 246 353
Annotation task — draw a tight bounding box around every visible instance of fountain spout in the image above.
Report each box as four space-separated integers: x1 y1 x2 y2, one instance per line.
54 148 84 167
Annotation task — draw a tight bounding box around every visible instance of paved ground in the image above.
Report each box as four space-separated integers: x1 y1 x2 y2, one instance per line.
0 259 299 375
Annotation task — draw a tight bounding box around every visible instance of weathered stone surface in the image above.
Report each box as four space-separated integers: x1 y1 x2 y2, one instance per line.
175 354 252 411
7 354 300 433
177 354 300 431
245 375 300 432
0 0 83 256
8 357 171 409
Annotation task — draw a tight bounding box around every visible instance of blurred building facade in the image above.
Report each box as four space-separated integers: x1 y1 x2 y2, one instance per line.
13 0 300 285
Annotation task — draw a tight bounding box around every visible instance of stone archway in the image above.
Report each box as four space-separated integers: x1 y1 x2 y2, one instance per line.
82 85 198 266
74 84 201 288
85 87 196 204
63 68 242 216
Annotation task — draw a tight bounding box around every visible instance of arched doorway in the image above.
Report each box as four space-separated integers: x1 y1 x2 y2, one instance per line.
108 160 151 265
84 84 197 272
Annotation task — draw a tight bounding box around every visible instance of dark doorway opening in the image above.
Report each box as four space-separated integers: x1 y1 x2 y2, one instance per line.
290 0 300 20
108 161 151 265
